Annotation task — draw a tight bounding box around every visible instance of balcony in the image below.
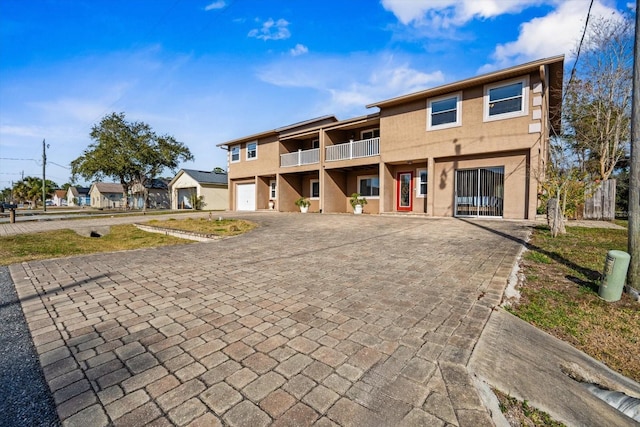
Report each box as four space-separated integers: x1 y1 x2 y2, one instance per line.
325 137 380 162
280 148 320 167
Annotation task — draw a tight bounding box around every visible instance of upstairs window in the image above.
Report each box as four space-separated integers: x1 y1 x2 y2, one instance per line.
428 93 461 130
311 139 320 149
246 141 257 160
484 77 528 121
361 129 380 140
230 145 240 163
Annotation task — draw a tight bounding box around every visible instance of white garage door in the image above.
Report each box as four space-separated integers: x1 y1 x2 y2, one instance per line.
236 183 256 211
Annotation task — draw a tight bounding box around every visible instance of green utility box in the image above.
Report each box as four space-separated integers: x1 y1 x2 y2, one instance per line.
598 250 631 302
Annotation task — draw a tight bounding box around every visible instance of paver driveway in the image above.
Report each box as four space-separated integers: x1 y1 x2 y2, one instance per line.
8 213 530 426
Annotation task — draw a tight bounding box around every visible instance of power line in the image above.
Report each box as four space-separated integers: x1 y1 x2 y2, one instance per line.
49 161 70 169
566 0 595 93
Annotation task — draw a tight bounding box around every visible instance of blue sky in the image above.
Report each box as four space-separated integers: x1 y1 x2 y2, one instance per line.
0 0 631 187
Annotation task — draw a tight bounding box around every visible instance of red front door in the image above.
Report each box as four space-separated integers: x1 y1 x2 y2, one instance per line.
396 172 413 211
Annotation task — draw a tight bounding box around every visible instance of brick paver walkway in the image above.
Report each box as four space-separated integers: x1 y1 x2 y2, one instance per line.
7 213 529 426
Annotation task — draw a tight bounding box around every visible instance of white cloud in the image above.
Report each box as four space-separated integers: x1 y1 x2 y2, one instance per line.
290 44 309 56
248 18 291 41
479 0 623 72
381 0 546 28
204 1 226 11
257 53 445 114
331 65 444 110
0 124 43 138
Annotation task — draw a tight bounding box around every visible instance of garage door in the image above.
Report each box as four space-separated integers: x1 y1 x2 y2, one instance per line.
236 183 256 211
177 188 194 209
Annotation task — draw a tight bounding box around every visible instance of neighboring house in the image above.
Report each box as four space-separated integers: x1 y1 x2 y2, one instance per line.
67 186 91 206
218 56 564 219
52 189 67 206
89 182 125 209
130 179 171 209
169 169 228 210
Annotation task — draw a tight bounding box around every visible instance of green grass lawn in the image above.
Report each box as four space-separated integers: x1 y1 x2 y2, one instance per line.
510 223 639 382
0 218 256 266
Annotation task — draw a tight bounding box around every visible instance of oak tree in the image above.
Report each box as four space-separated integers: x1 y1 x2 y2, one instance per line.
71 112 194 210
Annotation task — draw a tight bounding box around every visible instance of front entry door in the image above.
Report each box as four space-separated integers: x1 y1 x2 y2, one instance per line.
396 172 413 211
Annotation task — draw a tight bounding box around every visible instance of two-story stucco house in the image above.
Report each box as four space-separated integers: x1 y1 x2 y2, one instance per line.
218 56 563 220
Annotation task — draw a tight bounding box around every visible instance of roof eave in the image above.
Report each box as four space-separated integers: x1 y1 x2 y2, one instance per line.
367 55 565 109
216 129 279 148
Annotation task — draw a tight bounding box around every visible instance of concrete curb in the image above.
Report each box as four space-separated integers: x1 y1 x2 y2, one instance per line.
133 223 221 242
469 308 640 426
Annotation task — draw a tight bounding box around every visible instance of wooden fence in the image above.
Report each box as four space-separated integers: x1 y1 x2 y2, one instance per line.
583 179 616 220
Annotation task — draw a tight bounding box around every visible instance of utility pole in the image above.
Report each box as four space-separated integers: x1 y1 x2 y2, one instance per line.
629 0 639 289
42 139 47 212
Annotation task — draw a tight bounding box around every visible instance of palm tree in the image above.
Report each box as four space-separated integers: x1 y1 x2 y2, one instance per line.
13 177 57 208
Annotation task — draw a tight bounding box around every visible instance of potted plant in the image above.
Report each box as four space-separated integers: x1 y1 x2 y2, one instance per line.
295 197 310 213
350 193 367 214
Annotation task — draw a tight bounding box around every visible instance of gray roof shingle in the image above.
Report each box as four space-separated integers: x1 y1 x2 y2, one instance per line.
179 169 228 185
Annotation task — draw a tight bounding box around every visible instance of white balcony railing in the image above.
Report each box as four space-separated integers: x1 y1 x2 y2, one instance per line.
325 137 380 162
280 148 320 167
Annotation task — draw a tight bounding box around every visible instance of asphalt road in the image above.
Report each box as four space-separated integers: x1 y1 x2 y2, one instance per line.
0 266 60 426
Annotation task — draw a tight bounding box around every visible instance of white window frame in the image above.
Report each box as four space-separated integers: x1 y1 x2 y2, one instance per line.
311 139 320 149
269 180 277 199
416 168 427 198
360 128 380 140
310 179 320 199
427 92 462 131
230 145 240 163
246 141 258 160
357 175 380 198
483 76 529 122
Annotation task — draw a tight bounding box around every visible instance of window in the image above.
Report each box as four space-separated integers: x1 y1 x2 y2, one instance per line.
230 145 240 163
270 180 277 199
246 141 257 160
358 175 379 197
361 129 380 140
310 179 320 199
484 77 528 121
311 139 320 149
427 93 461 130
417 169 427 197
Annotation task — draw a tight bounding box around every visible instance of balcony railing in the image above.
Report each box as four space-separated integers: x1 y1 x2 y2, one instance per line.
325 137 380 162
280 148 320 167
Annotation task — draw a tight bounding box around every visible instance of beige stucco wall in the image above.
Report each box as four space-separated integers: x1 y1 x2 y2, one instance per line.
227 135 280 180
198 185 227 211
379 72 543 163
376 70 544 219
432 151 530 219
171 172 228 210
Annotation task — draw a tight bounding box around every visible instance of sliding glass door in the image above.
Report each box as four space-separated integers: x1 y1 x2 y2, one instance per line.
455 167 504 217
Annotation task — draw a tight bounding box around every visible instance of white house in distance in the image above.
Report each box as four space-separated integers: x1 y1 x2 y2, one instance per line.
52 189 67 206
66 186 91 206
169 169 228 210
